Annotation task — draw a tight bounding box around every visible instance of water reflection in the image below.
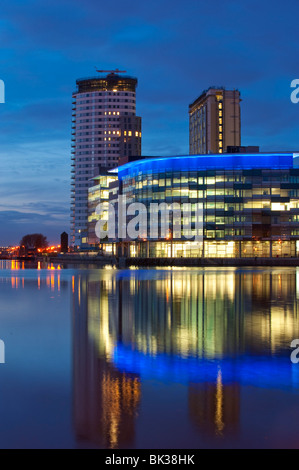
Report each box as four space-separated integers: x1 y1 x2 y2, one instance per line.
72 268 299 448
188 374 240 438
0 260 64 293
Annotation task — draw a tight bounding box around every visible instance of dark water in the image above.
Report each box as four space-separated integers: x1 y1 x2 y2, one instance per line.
0 260 299 448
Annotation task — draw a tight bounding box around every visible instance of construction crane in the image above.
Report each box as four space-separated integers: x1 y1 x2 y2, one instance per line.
95 68 127 74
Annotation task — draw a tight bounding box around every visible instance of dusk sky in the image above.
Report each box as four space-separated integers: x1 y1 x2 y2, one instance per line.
0 0 298 245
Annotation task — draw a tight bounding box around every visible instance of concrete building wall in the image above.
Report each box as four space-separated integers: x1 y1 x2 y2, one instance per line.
71 72 142 246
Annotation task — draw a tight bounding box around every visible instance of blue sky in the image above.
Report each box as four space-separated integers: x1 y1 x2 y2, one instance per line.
0 0 298 245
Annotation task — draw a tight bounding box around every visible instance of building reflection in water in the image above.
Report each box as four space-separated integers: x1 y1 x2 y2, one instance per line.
72 267 299 447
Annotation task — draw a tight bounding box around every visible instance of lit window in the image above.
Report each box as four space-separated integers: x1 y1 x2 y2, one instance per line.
219 126 222 132
219 118 222 124
218 103 222 109
219 111 222 117
128 131 132 136
219 133 222 139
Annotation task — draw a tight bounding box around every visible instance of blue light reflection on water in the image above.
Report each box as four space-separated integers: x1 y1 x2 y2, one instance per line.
0 262 299 448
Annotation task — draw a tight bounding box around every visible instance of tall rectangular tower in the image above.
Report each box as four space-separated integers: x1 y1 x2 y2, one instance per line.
71 70 142 246
189 88 240 154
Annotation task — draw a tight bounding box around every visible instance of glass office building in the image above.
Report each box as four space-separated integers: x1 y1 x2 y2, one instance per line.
88 153 299 258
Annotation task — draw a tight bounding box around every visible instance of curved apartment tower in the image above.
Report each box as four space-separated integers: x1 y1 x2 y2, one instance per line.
71 71 142 247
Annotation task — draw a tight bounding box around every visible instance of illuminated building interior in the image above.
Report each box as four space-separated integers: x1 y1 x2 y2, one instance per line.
88 173 118 246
